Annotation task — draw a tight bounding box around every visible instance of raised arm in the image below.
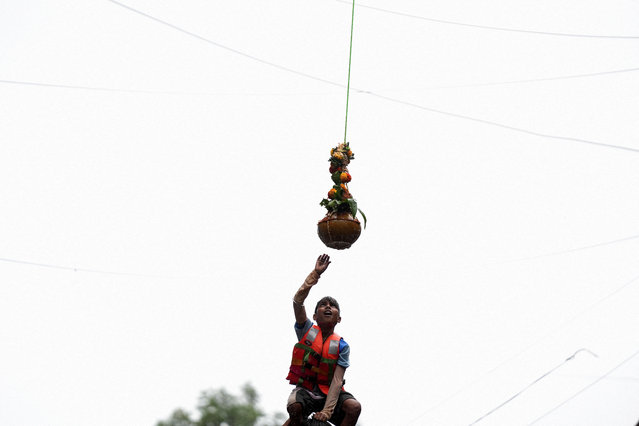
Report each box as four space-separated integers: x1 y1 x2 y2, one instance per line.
293 254 331 325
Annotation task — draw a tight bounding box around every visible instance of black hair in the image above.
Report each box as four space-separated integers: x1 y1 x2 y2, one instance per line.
314 296 340 314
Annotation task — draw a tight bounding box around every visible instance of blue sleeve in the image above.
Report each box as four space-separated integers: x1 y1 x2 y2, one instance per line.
338 339 350 368
294 319 313 341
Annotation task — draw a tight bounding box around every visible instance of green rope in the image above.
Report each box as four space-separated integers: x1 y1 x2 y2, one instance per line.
343 0 356 143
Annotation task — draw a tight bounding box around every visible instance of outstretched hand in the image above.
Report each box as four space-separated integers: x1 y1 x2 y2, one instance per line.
314 254 331 276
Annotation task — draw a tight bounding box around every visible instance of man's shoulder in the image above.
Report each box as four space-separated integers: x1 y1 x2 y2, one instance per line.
294 319 313 340
337 337 350 368
294 318 313 331
339 338 349 352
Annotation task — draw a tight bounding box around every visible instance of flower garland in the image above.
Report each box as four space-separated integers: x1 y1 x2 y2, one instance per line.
320 142 366 227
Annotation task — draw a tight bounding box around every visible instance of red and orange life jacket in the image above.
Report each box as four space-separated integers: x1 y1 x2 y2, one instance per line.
286 325 342 395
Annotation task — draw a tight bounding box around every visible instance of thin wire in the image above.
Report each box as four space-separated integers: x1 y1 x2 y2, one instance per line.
337 0 639 40
5 64 639 94
406 271 639 424
528 348 639 424
0 78 175 94
386 66 639 91
16 1 638 154
0 256 206 280
343 0 356 143
469 349 598 425
4 71 639 154
105 0 343 89
364 91 639 154
4 73 639 154
0 79 327 96
496 234 639 265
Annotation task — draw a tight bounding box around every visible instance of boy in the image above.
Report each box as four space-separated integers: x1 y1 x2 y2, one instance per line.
284 254 361 426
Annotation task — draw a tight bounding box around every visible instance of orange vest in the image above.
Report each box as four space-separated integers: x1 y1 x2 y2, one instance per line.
286 325 342 395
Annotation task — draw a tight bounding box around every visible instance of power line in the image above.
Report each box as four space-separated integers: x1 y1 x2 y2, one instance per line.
0 79 326 96
395 66 639 90
0 78 183 94
105 0 343 89
469 349 598 425
497 233 639 265
9 71 637 154
555 374 639 383
365 91 639 154
406 271 639 424
6 63 639 94
0 256 206 280
5 64 639 94
337 0 639 40
102 1 638 154
7 1 636 155
529 348 639 424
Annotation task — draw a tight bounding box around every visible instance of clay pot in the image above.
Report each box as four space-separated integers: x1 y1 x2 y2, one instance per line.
317 211 361 250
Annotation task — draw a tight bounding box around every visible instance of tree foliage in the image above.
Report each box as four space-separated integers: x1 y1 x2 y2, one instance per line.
157 383 285 426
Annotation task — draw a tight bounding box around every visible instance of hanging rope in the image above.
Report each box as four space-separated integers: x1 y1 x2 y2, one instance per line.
343 0 356 143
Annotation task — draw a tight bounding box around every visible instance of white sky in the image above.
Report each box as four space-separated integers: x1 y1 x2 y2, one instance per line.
2 1 639 425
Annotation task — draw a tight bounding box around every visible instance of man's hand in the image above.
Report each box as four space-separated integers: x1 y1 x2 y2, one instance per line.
313 411 330 422
314 254 331 276
294 255 330 325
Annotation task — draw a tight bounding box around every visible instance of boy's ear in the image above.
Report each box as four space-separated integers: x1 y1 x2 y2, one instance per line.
337 316 341 323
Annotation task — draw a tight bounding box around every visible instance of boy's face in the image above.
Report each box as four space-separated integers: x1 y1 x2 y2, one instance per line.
313 299 341 326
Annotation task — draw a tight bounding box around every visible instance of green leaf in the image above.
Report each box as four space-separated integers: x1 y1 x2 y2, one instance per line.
358 208 367 229
347 198 358 218
331 171 342 185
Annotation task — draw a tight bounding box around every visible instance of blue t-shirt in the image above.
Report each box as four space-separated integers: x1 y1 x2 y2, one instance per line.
294 319 350 368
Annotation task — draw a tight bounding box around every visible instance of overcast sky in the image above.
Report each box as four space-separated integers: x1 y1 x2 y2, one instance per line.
2 1 639 425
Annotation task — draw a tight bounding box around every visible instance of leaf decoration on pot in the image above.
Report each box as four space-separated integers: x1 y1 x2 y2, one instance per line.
319 142 365 228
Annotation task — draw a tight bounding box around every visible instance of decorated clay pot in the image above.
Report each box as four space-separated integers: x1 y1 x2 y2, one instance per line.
317 211 361 250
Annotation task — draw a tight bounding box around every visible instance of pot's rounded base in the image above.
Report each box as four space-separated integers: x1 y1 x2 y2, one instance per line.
317 211 361 250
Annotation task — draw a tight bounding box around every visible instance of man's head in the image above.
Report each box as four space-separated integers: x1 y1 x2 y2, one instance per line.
313 296 341 327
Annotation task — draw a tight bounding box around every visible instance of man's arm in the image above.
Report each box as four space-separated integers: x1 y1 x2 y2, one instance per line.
293 254 331 325
314 365 345 421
